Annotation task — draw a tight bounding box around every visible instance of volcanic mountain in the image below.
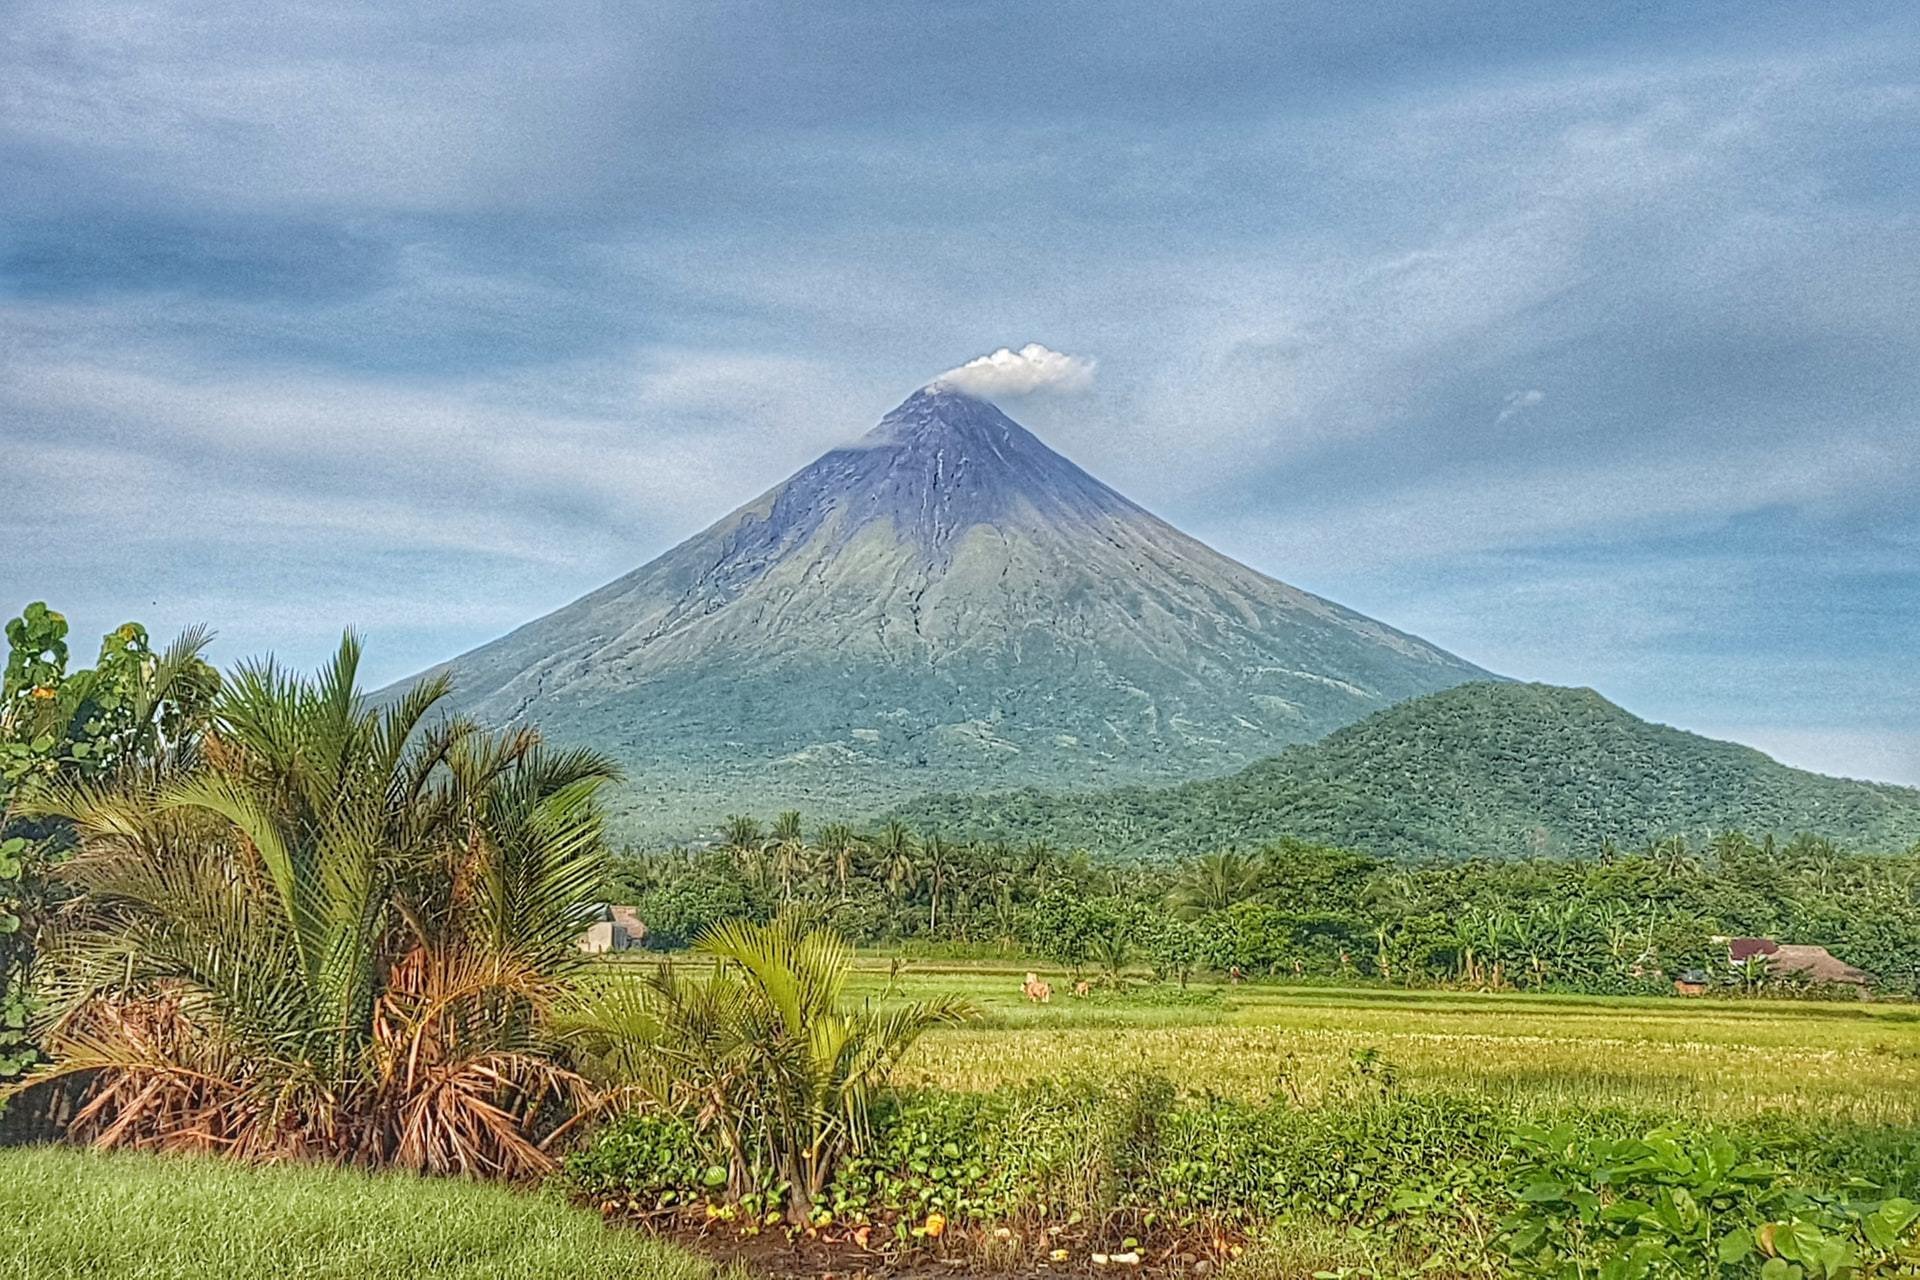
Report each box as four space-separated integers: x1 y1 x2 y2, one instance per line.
405 387 1494 837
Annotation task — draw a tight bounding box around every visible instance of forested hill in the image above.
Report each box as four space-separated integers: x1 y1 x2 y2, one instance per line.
886 683 1920 860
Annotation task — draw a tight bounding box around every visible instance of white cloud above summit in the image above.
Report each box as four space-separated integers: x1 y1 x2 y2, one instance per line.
931 344 1095 398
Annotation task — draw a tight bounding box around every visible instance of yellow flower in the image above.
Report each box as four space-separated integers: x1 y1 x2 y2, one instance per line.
924 1211 946 1238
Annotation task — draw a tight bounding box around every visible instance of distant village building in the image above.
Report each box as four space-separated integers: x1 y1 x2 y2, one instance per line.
577 904 647 953
1724 937 1870 987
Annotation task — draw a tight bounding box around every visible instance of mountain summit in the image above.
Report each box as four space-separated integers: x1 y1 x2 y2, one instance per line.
406 388 1494 836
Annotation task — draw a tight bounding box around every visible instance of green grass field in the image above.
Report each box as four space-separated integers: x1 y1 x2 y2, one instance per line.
601 953 1920 1126
0 1147 733 1280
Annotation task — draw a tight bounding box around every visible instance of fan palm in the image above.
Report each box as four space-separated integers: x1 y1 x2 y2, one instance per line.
562 915 973 1221
9 634 618 1177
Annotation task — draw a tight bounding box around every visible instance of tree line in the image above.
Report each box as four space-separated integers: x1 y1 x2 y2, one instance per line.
615 817 1920 994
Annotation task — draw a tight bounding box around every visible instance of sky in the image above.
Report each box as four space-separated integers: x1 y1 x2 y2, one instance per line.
3 1 1917 785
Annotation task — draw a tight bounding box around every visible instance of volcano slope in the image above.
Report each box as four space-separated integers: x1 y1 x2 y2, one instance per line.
398 387 1492 838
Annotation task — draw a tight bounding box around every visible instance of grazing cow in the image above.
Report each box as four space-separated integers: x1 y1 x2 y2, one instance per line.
1072 980 1091 998
1022 972 1053 1003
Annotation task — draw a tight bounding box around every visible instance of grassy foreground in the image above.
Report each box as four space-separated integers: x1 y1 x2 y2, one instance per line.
0 1147 731 1280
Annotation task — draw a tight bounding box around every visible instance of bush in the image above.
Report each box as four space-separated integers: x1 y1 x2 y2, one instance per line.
566 1074 1513 1232
831 1083 1117 1222
561 1110 710 1208
564 1077 1920 1272
1502 1124 1920 1277
628 866 770 950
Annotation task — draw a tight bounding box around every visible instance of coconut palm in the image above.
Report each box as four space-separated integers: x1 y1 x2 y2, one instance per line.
1167 850 1260 920
922 831 952 934
721 814 767 890
873 820 918 903
816 822 859 901
769 810 807 904
563 915 973 1221
1089 927 1135 987
11 635 618 1177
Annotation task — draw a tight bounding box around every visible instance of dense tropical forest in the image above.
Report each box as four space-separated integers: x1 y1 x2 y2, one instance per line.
885 682 1920 860
615 817 1920 994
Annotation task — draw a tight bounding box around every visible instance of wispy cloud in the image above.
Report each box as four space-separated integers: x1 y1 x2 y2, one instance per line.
1497 388 1545 423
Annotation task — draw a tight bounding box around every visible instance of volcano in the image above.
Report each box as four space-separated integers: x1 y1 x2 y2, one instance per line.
404 387 1494 837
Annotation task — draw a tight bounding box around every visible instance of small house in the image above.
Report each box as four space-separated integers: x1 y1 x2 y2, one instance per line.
1722 937 1869 988
576 904 647 953
1767 944 1870 987
608 905 648 947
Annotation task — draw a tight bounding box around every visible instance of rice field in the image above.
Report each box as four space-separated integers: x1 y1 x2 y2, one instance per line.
601 954 1920 1126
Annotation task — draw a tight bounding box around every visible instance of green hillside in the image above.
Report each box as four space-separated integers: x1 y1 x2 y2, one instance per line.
887 682 1920 860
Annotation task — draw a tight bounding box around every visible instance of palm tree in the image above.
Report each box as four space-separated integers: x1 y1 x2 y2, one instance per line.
1167 850 1260 920
0 615 220 1101
873 820 918 904
922 832 952 935
564 915 973 1221
1022 840 1055 891
770 810 806 904
11 635 618 1177
1648 835 1702 880
1089 927 1134 988
985 841 1018 950
817 823 859 901
722 814 767 891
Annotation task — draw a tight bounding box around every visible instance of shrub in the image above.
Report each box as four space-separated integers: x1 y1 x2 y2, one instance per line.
562 1110 710 1208
1502 1124 1920 1277
568 1074 1514 1244
565 1076 1920 1274
559 916 975 1222
830 1083 1117 1223
7 636 617 1177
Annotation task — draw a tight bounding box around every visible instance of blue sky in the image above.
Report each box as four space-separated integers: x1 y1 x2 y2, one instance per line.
3 1 1917 784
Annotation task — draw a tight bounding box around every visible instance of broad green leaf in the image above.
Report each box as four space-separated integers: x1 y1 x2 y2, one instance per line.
1770 1220 1825 1264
